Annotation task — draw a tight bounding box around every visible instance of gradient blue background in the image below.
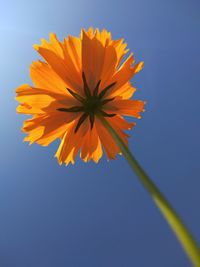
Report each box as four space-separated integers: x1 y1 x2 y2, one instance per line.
1 0 200 266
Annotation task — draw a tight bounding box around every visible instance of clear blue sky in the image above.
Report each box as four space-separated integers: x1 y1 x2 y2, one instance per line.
0 0 200 266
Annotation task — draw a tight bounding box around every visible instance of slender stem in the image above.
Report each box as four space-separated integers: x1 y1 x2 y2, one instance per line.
100 117 200 267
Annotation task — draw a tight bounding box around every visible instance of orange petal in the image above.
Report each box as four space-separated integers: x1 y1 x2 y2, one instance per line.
111 115 135 131
95 118 120 159
23 113 76 146
16 84 78 114
83 27 94 38
94 28 112 47
16 84 56 114
55 117 89 165
66 35 82 73
99 45 117 91
107 54 144 95
105 99 145 118
80 126 103 163
62 37 82 84
90 136 103 163
30 61 69 95
81 29 105 90
105 116 132 147
109 82 136 99
111 38 129 68
39 33 64 57
34 33 82 95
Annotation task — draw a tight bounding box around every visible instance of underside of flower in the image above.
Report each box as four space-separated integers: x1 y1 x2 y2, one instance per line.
57 72 116 132
16 27 145 165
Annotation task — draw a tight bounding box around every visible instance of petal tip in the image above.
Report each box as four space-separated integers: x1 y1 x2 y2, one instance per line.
33 44 39 51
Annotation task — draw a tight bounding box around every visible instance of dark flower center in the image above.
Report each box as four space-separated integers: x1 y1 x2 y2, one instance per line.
57 72 116 133
83 95 101 114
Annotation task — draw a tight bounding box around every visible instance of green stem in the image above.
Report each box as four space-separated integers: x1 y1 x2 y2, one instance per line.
100 116 200 267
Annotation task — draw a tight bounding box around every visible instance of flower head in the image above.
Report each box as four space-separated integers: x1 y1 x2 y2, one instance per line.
16 28 145 165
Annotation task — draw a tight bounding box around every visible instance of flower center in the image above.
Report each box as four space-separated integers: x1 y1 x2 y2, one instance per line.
83 95 101 114
57 72 116 133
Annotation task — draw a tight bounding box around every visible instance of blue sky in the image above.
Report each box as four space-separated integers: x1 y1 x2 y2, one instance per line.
0 0 200 266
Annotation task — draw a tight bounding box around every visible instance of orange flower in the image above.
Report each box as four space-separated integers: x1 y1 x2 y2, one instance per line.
16 28 145 165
